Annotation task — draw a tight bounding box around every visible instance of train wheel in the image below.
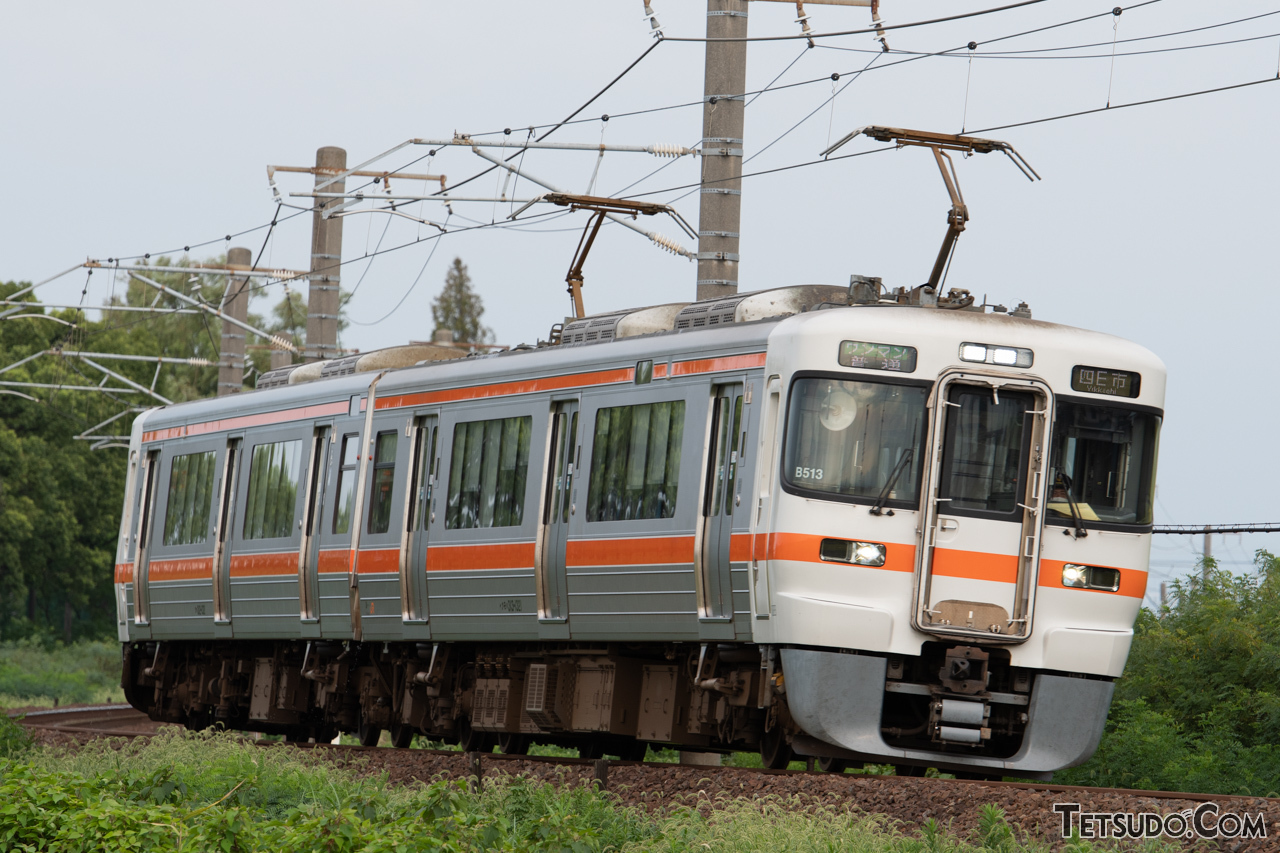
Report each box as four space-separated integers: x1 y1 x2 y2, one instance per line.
358 720 383 747
456 716 490 753
816 756 848 773
497 732 529 755
389 722 415 749
759 726 793 770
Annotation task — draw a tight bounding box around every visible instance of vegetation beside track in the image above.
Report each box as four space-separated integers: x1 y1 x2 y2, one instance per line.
1057 551 1280 796
0 722 1184 853
0 638 123 708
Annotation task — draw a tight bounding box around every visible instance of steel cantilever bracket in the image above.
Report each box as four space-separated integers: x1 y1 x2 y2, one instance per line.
822 126 1040 292
511 193 697 319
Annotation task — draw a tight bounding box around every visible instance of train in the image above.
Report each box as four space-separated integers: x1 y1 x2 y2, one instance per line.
115 278 1164 779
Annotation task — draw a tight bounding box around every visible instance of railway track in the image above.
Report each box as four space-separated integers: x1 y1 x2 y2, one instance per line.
10 706 1278 848
11 703 165 738
11 704 1276 807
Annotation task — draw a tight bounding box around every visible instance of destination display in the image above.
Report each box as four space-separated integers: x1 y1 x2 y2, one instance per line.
838 340 917 373
1071 365 1140 398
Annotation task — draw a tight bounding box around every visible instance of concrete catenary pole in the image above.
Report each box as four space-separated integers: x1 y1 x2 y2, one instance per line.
696 0 748 302
307 146 346 363
217 247 252 395
1203 525 1212 580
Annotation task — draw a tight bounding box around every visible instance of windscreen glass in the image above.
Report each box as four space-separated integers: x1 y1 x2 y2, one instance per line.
938 389 1034 516
1049 402 1160 526
783 377 928 507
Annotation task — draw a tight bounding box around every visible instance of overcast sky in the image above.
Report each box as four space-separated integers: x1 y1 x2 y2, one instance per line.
4 1 1278 599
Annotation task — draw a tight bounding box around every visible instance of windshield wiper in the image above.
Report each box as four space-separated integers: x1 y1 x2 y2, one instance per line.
1057 472 1088 539
870 449 913 517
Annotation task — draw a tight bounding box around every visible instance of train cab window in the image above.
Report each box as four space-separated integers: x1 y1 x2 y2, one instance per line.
1048 401 1160 527
333 434 359 535
367 432 398 535
242 440 303 539
162 451 216 546
783 377 927 508
445 416 532 529
586 400 686 521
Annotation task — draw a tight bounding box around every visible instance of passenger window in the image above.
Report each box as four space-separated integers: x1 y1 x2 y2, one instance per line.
162 451 216 546
445 416 532 529
367 432 398 534
332 434 359 534
242 439 303 539
586 400 685 522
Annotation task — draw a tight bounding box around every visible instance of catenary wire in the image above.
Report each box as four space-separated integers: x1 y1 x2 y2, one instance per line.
436 39 665 198
662 0 1056 43
347 214 452 326
825 29 1280 61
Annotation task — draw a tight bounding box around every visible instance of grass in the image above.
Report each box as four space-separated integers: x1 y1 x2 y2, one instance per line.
0 722 1188 852
0 638 124 708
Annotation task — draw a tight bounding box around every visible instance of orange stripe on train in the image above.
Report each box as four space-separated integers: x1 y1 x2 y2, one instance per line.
669 352 767 376
765 532 916 572
930 548 1019 584
229 552 296 577
143 401 348 443
147 557 213 582
426 542 537 571
143 352 766 442
567 535 694 567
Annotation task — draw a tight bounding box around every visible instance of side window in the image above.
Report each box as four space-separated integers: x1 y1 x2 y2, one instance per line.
586 400 685 522
333 434 359 534
367 431 398 535
162 451 216 546
445 416 532 530
242 439 303 539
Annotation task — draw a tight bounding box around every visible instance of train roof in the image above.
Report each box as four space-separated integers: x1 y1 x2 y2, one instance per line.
137 282 1165 433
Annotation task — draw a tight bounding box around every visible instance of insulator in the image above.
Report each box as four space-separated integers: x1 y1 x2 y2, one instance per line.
187 358 211 367
648 232 687 256
269 335 294 352
648 144 690 158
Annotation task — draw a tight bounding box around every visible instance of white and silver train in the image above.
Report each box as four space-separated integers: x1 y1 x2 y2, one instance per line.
115 280 1163 778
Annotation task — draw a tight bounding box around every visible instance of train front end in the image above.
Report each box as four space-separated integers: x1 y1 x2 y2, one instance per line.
754 301 1164 778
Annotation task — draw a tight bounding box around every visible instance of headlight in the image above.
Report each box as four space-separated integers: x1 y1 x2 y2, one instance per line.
819 538 887 567
958 341 1034 368
1062 563 1122 592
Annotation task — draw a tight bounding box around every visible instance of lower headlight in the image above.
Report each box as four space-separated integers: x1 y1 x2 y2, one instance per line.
1062 563 1122 592
853 541 887 566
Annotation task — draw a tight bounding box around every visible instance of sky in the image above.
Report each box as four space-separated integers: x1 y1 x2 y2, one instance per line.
3 1 1278 602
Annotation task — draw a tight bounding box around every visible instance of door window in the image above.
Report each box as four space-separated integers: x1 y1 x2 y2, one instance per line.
938 389 1032 516
367 432 398 534
332 434 359 534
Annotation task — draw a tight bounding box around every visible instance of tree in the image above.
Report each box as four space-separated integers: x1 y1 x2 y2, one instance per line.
1057 551 1280 795
431 258 493 346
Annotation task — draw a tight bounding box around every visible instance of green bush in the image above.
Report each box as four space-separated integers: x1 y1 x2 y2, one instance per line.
2 728 1168 852
1058 550 1280 796
0 713 31 759
0 638 124 707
